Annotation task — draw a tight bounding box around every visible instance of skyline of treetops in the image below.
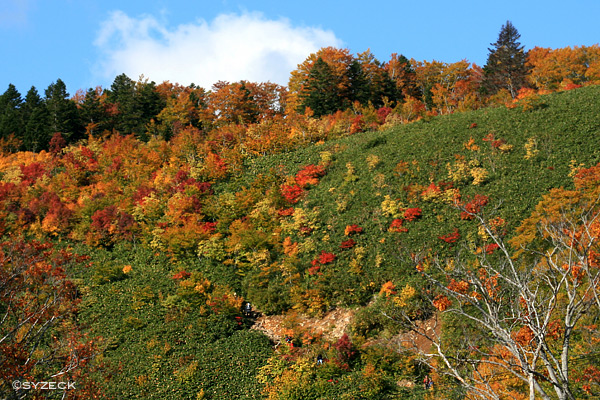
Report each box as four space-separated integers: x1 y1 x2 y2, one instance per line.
1 21 599 154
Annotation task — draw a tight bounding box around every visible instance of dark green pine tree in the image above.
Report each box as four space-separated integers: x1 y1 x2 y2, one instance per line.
106 74 165 140
0 84 24 142
353 54 399 109
44 79 82 143
299 57 343 117
483 20 529 98
388 53 418 100
135 79 166 140
22 86 49 151
346 60 370 107
79 87 109 137
107 73 139 135
367 67 398 109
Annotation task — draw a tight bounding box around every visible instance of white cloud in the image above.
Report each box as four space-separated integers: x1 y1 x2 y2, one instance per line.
93 10 342 89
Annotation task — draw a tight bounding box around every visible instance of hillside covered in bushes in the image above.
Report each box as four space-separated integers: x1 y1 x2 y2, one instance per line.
2 21 600 399
1 82 600 398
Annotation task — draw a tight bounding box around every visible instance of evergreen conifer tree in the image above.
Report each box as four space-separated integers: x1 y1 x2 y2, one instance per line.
107 74 165 140
346 60 370 106
299 57 343 117
0 84 24 141
44 79 81 142
22 86 49 151
355 51 398 108
107 73 139 135
483 21 528 98
79 87 110 137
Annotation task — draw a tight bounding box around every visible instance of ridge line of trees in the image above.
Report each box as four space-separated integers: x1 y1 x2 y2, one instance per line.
1 21 600 155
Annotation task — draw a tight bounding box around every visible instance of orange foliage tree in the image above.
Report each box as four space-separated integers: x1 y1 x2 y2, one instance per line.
411 59 482 113
527 45 600 91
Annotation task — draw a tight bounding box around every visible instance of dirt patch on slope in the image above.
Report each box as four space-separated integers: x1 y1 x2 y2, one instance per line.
387 315 441 354
252 308 440 358
251 308 355 345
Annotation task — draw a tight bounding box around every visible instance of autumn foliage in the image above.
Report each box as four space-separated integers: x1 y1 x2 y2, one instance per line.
0 240 103 398
0 34 600 399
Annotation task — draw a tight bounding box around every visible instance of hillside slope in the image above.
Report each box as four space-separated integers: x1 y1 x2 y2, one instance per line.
208 85 600 312
2 85 600 399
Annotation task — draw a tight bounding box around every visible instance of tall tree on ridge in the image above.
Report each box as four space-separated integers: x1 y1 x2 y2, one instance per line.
78 86 109 137
0 84 24 142
386 53 418 99
345 59 370 106
288 47 354 115
107 73 139 135
299 57 343 117
355 50 398 108
107 74 165 140
22 86 49 151
45 79 81 143
483 20 529 98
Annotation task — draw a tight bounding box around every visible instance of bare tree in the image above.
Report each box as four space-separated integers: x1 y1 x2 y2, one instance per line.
390 198 600 400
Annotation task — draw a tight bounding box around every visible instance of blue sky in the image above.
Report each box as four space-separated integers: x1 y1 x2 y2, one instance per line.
1 0 599 96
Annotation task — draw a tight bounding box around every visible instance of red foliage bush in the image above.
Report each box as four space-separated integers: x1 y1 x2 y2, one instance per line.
172 169 212 195
318 251 336 264
340 239 356 249
563 82 582 91
278 207 295 217
0 182 17 202
421 182 441 198
132 185 156 205
308 265 321 275
49 132 66 154
344 224 363 236
281 184 305 204
403 207 422 221
492 139 505 149
350 115 365 134
199 222 217 234
460 194 489 220
377 107 393 123
19 162 46 186
389 218 408 233
295 164 326 188
172 270 191 280
175 169 190 183
482 133 506 149
28 191 72 229
80 146 96 162
90 206 115 231
485 243 500 254
439 228 460 243
90 206 136 244
280 164 326 204
311 251 336 267
333 334 356 370
574 163 600 189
